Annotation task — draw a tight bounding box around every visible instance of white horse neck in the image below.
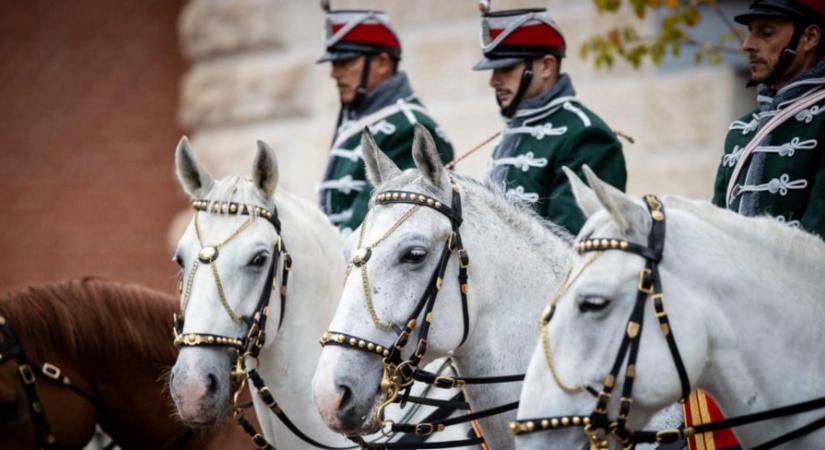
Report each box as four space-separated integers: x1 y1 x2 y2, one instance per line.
250 188 350 448
447 178 575 448
666 197 825 446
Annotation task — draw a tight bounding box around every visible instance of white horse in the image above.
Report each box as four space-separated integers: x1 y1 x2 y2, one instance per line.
169 138 475 449
515 166 825 449
169 137 352 449
312 125 574 450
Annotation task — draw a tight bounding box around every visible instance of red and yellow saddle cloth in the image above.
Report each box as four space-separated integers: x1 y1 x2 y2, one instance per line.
683 390 742 450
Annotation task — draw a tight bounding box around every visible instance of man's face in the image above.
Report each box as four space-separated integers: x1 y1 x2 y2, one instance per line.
488 57 554 108
330 56 365 104
742 17 795 84
489 63 524 108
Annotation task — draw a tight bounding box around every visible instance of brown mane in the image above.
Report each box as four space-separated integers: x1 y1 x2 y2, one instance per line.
0 277 178 364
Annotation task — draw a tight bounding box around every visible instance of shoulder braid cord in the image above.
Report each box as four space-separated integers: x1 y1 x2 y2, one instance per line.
321 179 527 449
510 195 825 450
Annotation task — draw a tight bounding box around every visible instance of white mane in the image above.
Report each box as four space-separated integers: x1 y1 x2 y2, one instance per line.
376 172 574 253
665 194 825 281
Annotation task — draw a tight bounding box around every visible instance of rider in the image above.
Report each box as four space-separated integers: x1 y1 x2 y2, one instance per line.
712 0 825 238
317 7 454 235
473 5 627 235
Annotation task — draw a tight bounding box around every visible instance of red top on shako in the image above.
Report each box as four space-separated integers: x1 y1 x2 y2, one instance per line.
473 6 566 71
317 9 401 63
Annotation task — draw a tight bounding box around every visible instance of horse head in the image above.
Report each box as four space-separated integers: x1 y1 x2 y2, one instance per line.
312 125 466 436
170 137 285 426
515 167 709 449
312 125 572 450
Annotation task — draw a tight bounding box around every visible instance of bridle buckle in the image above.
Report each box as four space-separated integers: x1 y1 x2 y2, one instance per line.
41 363 61 380
655 428 685 443
434 375 464 389
637 268 655 294
415 422 444 436
18 364 35 384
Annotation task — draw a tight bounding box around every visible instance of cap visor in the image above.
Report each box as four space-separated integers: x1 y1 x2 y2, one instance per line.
472 56 522 71
316 50 362 63
734 8 796 25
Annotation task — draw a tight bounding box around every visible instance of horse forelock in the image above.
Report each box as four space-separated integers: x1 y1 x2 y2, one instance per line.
0 278 177 365
201 176 272 212
374 171 573 250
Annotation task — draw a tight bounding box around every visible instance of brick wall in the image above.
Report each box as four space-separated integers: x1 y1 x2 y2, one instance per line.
0 0 186 293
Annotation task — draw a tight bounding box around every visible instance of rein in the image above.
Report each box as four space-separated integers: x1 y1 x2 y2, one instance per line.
0 314 97 450
321 180 523 449
511 194 825 449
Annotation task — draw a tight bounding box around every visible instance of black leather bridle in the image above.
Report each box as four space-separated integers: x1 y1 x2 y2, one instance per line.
511 194 825 449
171 199 323 450
321 181 524 449
0 314 98 450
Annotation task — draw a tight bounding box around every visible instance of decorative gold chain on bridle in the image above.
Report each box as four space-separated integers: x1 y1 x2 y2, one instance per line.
541 253 603 394
180 211 255 322
345 204 423 331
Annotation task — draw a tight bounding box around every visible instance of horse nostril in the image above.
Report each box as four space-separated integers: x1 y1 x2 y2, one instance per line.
337 383 353 412
206 373 218 394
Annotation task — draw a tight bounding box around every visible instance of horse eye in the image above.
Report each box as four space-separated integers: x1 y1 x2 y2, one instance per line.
578 296 611 313
248 252 268 268
400 247 428 264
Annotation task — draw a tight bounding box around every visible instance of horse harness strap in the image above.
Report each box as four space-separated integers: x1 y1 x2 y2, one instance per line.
320 182 522 449
0 315 96 450
511 194 825 449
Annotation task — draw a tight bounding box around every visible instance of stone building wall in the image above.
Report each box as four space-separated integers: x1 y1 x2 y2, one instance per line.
175 0 746 239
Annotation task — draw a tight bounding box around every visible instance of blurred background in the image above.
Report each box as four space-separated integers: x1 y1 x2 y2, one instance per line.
0 0 752 294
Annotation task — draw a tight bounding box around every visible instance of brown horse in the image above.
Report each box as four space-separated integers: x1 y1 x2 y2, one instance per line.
0 277 256 450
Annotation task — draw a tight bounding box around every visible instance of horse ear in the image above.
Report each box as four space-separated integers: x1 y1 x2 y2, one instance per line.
361 128 401 187
253 140 279 200
411 124 445 188
562 166 600 218
582 165 646 234
175 136 214 199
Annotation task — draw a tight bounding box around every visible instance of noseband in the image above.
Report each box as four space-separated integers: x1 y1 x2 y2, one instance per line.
0 315 97 450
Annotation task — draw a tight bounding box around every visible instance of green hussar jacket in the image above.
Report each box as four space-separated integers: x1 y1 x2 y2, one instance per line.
712 88 825 238
319 97 453 234
490 96 627 235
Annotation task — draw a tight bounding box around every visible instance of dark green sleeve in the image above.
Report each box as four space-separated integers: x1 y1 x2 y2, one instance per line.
336 121 453 232
800 149 825 239
711 161 728 208
712 131 738 207
548 127 626 235
339 189 371 232
379 120 454 170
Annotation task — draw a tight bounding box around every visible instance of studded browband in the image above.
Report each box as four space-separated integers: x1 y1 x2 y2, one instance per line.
511 195 825 449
